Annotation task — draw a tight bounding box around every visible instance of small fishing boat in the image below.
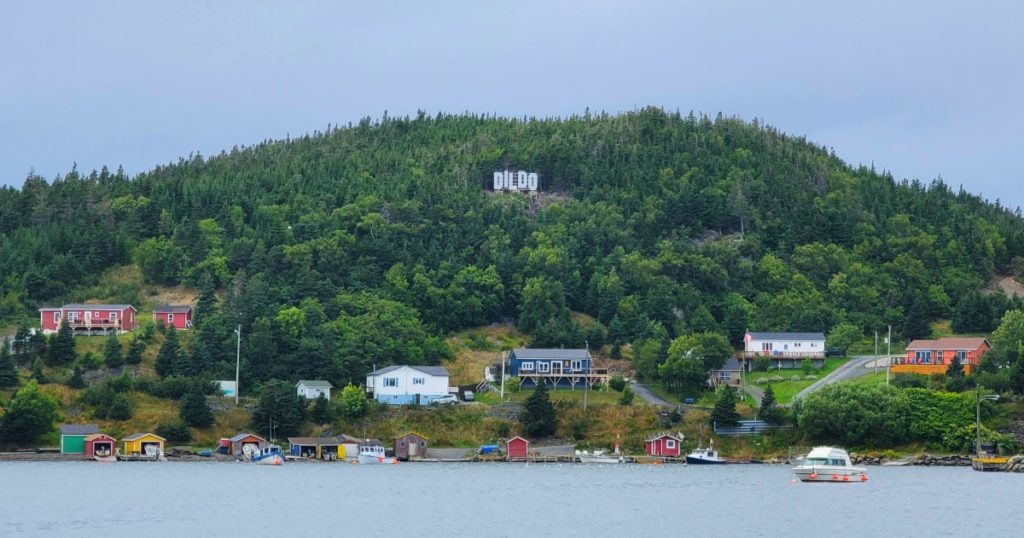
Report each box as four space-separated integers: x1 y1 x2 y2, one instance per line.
358 445 397 464
686 440 725 464
253 445 285 466
792 446 867 482
576 450 624 464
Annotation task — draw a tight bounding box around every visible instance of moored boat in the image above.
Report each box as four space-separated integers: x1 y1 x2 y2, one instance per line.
576 450 624 464
792 446 867 482
686 440 725 464
253 445 285 466
358 445 397 464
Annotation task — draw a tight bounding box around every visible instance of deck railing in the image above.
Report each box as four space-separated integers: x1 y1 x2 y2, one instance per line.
736 351 825 359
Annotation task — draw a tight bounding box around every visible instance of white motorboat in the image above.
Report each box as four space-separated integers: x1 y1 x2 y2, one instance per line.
685 440 725 464
576 450 624 464
358 445 397 464
792 446 867 482
253 445 285 466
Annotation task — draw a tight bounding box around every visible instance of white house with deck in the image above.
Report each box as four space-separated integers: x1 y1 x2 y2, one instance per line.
366 365 450 405
740 331 826 369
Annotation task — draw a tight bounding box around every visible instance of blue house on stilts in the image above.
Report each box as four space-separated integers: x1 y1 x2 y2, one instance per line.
507 348 609 389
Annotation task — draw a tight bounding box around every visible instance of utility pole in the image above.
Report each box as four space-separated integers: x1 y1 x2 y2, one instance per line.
873 330 879 374
234 325 241 405
886 324 892 385
500 351 506 399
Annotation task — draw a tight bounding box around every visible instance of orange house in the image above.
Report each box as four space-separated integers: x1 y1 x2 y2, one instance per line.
891 337 989 375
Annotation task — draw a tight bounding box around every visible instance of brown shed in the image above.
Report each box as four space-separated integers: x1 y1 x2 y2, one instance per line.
394 432 429 460
507 436 529 461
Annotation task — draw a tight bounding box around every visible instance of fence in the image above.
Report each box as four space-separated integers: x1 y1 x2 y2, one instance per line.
712 419 791 436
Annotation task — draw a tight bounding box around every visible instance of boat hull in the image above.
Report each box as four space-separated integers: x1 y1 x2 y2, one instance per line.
793 466 867 482
578 456 623 464
358 454 397 464
254 455 284 466
686 456 726 465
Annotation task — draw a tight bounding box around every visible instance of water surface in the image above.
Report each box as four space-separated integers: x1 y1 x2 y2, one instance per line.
1 462 1019 537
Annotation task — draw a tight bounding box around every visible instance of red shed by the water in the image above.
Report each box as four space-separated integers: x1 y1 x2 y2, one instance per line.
153 305 193 330
39 304 137 335
645 432 682 458
506 436 529 461
84 434 117 460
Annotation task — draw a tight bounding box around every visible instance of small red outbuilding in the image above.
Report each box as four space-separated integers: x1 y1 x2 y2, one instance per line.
84 434 117 459
154 305 193 330
506 436 529 461
645 432 682 458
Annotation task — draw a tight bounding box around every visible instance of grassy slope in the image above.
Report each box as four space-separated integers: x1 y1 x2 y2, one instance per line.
750 357 846 404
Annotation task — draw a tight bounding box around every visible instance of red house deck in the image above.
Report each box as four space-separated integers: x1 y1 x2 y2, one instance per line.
39 304 137 335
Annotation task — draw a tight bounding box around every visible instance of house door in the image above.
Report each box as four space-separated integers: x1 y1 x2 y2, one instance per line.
84 311 91 325
410 441 418 457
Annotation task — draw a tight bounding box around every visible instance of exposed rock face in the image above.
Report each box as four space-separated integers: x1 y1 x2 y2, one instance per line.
910 454 972 466
1007 455 1024 472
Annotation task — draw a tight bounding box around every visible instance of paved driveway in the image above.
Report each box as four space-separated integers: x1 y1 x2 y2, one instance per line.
792 355 880 401
630 381 674 406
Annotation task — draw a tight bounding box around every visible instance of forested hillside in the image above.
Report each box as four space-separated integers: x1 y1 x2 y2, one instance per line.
2 107 1023 389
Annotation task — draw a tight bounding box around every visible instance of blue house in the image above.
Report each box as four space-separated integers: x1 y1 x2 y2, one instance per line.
508 348 608 389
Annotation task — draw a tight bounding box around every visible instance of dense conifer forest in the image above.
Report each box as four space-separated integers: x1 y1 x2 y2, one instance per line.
2 107 1023 392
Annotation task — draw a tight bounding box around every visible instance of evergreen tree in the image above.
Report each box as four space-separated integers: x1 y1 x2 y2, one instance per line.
310 393 333 425
903 295 932 341
618 386 635 406
155 328 180 378
0 380 61 444
30 358 47 384
947 355 965 378
757 385 785 423
0 341 18 388
194 272 219 323
710 386 740 427
126 338 144 365
106 393 133 420
103 333 123 368
520 383 557 437
179 385 215 428
68 364 86 389
251 380 306 439
47 319 76 366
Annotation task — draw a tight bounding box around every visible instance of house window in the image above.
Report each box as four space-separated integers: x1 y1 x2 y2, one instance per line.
761 343 773 351
68 311 79 321
956 351 968 364
412 377 425 385
794 342 801 348
914 351 931 364
110 312 117 320
384 377 399 387
811 343 818 347
168 313 174 323
666 440 676 449
718 371 731 381
520 362 534 371
538 362 551 373
54 312 61 323
571 360 583 371
94 311 100 317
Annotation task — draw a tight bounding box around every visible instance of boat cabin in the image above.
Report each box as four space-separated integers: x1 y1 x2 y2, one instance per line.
84 434 117 459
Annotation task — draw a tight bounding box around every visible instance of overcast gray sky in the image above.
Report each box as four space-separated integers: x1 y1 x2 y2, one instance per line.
2 0 1022 208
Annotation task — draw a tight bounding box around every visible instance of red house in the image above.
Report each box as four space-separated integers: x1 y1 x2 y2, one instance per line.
39 304 137 335
84 434 117 460
506 436 529 461
154 305 193 330
645 432 682 458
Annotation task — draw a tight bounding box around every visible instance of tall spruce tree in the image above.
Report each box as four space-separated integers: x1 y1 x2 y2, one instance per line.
520 382 557 437
179 385 215 428
126 338 144 365
103 333 123 368
48 320 76 366
0 341 19 388
155 328 180 378
30 358 48 384
757 385 785 424
67 364 86 389
710 386 740 426
310 392 333 425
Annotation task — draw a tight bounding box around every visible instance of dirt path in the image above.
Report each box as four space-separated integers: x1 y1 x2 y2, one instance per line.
995 276 1024 299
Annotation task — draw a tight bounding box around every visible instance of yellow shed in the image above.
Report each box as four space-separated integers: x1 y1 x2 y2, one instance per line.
122 432 166 456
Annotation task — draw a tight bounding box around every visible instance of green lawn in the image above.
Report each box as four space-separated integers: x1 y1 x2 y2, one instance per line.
748 357 846 404
842 370 889 388
476 387 630 406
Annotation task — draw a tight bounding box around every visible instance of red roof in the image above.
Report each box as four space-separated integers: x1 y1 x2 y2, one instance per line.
907 337 988 351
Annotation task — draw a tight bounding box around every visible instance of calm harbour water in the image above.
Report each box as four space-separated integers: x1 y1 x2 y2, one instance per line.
1 462 1020 537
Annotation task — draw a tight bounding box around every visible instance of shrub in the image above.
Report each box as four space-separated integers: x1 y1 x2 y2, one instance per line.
755 377 768 384
156 421 193 443
179 386 215 428
106 393 133 420
618 386 635 406
797 384 910 447
753 356 771 372
892 373 928 389
608 375 627 392
800 359 813 375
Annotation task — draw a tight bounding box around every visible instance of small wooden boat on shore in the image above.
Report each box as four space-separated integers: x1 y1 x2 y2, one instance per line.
792 446 867 482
